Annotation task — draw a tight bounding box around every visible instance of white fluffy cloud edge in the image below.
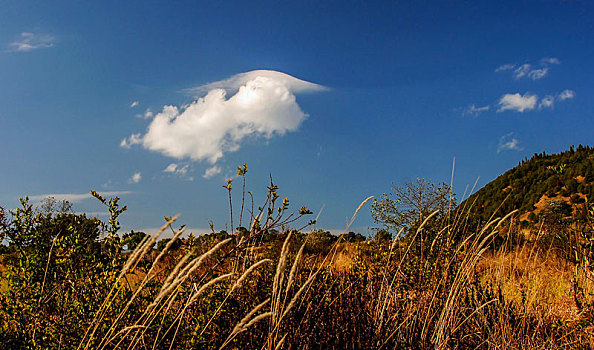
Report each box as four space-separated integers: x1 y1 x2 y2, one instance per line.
121 70 325 178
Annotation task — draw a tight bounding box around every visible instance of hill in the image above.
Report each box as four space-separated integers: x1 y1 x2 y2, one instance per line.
462 145 594 222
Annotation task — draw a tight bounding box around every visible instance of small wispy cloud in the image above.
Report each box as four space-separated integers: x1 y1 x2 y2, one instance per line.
128 172 142 184
28 191 132 203
495 64 516 72
497 93 538 112
9 32 55 52
527 67 548 80
467 59 570 116
538 89 576 109
558 89 575 100
163 163 190 176
497 133 523 154
121 70 325 165
539 95 555 109
461 104 490 117
495 57 560 80
130 101 139 108
513 64 532 79
203 166 222 179
120 133 142 148
541 57 561 65
135 108 153 119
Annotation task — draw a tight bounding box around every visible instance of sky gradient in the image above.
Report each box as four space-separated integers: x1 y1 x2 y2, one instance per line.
1 1 593 236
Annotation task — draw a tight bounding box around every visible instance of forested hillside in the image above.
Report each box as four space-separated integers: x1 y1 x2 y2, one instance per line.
463 145 594 222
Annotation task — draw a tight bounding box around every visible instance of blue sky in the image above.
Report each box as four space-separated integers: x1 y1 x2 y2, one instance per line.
1 0 593 236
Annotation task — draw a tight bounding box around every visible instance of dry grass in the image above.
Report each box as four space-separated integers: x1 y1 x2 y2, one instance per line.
3 193 594 349
478 245 577 321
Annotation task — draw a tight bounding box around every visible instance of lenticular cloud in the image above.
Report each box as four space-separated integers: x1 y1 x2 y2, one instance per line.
122 70 324 164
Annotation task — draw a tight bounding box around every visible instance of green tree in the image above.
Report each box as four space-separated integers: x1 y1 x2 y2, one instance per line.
344 231 366 242
540 198 572 234
157 237 182 251
305 229 337 254
0 197 125 349
122 230 148 250
374 229 392 242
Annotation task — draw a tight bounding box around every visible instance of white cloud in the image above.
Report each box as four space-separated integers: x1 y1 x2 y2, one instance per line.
136 108 153 119
541 57 560 65
497 133 523 154
122 70 324 164
496 57 560 80
497 93 538 112
203 166 222 179
130 101 139 108
120 133 142 148
539 95 555 109
528 67 548 80
513 64 532 79
558 89 575 100
164 163 178 173
128 172 142 184
163 163 190 176
9 32 55 52
495 64 516 72
461 104 490 117
185 69 327 96
28 191 132 203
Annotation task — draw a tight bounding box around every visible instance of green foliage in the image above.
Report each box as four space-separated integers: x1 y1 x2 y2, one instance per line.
0 196 126 349
304 229 338 254
464 144 594 220
539 198 572 234
121 230 148 251
343 231 366 242
374 228 392 242
90 190 127 238
156 237 182 251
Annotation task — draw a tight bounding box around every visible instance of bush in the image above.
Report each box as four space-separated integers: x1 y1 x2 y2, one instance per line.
304 229 337 254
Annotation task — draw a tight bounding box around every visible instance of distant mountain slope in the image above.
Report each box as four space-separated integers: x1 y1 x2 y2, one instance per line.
462 145 594 221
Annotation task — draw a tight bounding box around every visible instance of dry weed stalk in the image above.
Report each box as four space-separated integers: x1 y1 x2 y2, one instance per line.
122 238 233 350
79 215 179 350
432 210 518 348
97 225 188 350
233 258 272 291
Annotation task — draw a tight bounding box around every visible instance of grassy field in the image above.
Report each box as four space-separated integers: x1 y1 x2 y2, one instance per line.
1 194 594 349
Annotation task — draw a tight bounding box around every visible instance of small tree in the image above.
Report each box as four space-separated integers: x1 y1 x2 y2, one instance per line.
157 237 182 251
374 229 392 242
0 204 7 244
38 196 72 215
371 178 454 237
122 230 148 251
540 198 572 234
344 231 366 242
